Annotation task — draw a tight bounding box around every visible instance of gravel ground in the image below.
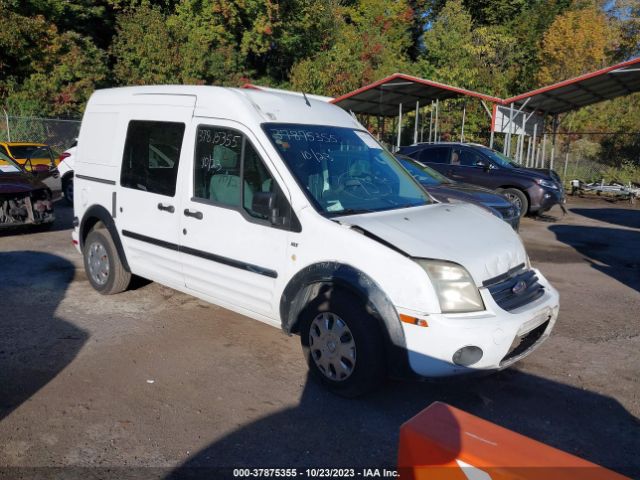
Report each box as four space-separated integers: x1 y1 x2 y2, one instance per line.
0 196 638 479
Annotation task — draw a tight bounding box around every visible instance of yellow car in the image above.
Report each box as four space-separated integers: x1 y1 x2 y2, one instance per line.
0 142 58 172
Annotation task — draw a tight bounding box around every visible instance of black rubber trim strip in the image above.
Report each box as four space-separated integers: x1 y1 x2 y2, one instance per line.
122 229 179 251
76 174 116 185
348 225 410 257
121 229 277 278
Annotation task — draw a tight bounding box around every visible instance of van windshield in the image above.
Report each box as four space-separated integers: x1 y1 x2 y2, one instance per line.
263 123 432 216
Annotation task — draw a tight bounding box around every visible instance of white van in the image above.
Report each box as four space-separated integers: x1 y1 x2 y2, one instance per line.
72 86 559 396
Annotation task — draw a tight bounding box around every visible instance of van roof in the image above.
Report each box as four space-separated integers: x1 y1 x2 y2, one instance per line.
87 85 361 129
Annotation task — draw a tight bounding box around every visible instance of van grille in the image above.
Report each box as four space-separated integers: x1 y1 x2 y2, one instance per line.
500 320 550 366
483 265 545 312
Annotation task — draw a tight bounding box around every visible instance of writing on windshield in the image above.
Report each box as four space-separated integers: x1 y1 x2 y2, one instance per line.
264 123 431 216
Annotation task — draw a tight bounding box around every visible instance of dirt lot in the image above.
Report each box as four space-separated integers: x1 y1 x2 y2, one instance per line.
1 196 638 479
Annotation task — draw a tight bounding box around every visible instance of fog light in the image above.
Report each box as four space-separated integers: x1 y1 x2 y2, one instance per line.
452 346 483 366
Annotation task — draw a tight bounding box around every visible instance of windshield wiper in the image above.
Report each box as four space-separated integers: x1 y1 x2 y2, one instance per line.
327 208 376 217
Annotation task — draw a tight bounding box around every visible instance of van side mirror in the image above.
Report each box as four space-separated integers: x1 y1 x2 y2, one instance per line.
252 191 278 222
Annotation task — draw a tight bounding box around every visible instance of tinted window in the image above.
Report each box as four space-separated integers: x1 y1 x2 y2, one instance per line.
121 121 185 196
454 148 483 167
194 125 290 223
7 145 48 159
419 147 450 164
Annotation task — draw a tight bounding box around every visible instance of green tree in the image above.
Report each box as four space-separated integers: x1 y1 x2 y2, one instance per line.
537 5 613 85
290 0 415 96
5 31 108 116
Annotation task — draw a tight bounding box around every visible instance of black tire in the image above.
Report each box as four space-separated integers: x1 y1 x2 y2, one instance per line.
501 188 528 217
83 228 131 295
299 288 386 397
62 176 73 205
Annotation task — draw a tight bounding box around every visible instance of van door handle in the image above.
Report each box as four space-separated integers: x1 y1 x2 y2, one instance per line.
157 203 175 213
184 209 203 220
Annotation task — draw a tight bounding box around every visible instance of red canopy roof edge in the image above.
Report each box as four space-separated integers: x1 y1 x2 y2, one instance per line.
330 73 503 106
502 57 640 106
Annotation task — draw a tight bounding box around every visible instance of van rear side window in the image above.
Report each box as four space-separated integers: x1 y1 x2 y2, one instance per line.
120 121 185 196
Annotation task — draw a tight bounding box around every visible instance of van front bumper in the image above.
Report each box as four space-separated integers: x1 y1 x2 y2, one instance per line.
398 269 559 378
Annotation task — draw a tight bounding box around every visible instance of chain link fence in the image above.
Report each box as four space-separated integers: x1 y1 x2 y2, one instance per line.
0 114 81 154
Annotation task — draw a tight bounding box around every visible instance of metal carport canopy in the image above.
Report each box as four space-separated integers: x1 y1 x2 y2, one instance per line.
330 73 502 116
503 57 640 114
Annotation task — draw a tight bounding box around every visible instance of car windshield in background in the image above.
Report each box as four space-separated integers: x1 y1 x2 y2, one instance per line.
7 145 45 159
263 124 432 216
397 156 453 186
0 151 21 173
480 147 519 168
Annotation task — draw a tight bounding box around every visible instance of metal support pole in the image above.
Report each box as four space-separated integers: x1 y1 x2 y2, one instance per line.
413 101 419 145
460 102 466 143
504 103 514 156
518 111 527 164
2 108 10 142
489 104 496 149
526 137 532 167
434 99 439 143
396 103 403 152
563 151 569 179
428 102 434 143
550 114 559 170
541 133 547 168
531 123 538 167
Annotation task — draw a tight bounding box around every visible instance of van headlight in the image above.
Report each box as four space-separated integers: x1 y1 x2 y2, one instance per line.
415 259 485 313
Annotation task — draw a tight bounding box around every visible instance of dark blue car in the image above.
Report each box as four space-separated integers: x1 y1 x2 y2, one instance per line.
397 155 520 230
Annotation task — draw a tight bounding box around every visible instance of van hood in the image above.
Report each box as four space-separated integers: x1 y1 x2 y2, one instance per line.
336 203 527 285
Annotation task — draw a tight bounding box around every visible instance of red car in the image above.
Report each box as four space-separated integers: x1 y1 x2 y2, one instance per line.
0 150 54 229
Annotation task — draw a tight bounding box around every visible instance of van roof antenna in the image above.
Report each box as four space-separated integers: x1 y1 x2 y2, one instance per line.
303 91 311 107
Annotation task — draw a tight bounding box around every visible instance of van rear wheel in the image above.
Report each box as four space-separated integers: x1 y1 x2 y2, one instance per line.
83 228 131 295
299 288 386 397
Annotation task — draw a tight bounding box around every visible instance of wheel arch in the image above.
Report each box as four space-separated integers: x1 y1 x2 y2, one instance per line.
80 204 130 272
280 262 409 376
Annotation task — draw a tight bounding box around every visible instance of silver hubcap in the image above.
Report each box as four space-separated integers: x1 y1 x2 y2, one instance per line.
309 312 356 381
87 241 109 286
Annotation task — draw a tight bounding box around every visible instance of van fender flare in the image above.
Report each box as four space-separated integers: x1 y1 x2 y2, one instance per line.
279 262 406 351
79 204 130 272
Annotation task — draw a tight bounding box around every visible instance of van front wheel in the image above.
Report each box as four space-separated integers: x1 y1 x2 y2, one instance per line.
299 289 386 397
83 228 131 295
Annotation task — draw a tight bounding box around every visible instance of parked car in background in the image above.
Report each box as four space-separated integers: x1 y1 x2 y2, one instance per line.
0 142 58 172
72 85 559 396
58 143 76 204
396 154 520 230
398 142 565 217
0 150 54 229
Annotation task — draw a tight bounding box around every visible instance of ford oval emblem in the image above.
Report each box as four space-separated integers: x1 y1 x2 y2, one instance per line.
512 280 527 295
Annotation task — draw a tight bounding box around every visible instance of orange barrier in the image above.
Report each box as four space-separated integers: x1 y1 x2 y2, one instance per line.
398 401 629 480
